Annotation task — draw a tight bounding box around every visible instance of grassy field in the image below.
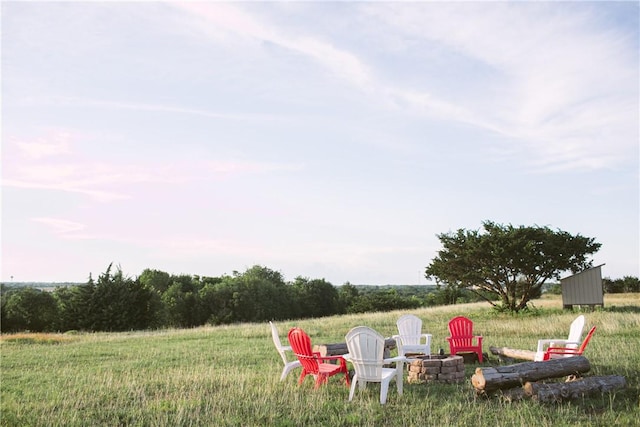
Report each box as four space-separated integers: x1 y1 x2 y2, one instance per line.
2 294 639 426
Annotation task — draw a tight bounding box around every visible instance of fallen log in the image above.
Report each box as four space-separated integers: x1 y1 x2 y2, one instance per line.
524 375 627 403
471 356 590 394
498 387 528 402
489 346 536 361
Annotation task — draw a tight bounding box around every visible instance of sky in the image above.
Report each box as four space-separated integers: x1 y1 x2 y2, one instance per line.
1 1 639 286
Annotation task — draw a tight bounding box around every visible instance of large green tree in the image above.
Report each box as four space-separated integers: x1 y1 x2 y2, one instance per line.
425 221 601 312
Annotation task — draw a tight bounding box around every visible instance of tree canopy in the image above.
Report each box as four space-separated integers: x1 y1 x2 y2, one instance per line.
425 221 601 312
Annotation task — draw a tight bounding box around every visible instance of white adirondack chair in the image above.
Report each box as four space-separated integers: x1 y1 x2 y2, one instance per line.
534 315 585 361
269 321 302 381
345 326 405 404
393 314 432 358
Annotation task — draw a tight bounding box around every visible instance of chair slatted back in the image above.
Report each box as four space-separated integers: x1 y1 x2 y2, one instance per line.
448 316 475 347
288 327 320 375
396 314 423 346
345 326 384 381
567 315 586 350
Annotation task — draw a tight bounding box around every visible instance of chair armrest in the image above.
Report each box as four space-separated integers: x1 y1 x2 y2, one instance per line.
319 355 346 361
546 346 581 355
447 335 482 342
318 354 348 368
536 339 578 352
398 334 432 344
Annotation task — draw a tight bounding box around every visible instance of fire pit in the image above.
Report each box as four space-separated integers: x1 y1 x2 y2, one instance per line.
406 354 465 384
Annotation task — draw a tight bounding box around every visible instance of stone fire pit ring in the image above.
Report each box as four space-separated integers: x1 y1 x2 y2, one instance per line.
406 354 466 384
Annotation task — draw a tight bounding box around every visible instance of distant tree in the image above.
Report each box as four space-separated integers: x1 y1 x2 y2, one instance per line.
603 277 625 293
139 269 172 294
53 285 93 331
425 284 464 306
228 265 292 322
0 284 9 330
337 282 360 313
198 281 228 326
291 277 339 318
2 287 58 332
622 276 640 292
162 275 205 328
86 264 162 331
603 276 640 293
425 221 601 312
346 288 422 313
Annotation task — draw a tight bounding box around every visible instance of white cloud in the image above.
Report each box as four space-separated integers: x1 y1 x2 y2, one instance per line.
2 130 304 203
32 217 86 236
172 2 637 173
361 2 638 172
26 96 285 123
13 131 72 159
172 2 373 90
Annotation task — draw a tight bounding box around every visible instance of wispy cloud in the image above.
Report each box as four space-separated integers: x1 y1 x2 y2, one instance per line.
172 2 637 173
362 2 638 172
4 179 130 203
2 130 304 202
19 96 285 122
172 2 374 91
32 217 87 236
13 132 72 159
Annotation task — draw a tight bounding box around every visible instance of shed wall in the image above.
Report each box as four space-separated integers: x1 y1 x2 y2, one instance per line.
561 265 604 307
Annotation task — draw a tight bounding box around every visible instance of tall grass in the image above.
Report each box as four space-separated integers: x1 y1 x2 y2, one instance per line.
2 294 639 426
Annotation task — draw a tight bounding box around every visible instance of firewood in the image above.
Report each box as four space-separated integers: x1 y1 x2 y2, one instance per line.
523 375 627 403
489 346 536 361
471 356 590 394
498 387 528 402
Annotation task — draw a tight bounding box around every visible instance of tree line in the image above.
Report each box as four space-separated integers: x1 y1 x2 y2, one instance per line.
0 264 482 333
2 263 638 334
3 221 638 333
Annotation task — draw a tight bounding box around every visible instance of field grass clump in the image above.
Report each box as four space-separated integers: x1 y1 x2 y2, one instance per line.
1 294 639 426
0 333 77 345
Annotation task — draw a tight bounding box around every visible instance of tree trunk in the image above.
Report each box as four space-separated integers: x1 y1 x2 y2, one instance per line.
524 375 627 403
471 356 590 394
489 346 536 361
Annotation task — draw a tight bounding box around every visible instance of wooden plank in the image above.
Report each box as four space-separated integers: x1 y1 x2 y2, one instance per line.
489 346 536 361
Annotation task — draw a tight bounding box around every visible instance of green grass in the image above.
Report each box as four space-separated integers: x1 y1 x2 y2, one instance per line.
2 294 639 426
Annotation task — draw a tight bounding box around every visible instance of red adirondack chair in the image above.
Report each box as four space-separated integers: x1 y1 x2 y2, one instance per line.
447 316 483 363
287 327 350 389
543 326 596 360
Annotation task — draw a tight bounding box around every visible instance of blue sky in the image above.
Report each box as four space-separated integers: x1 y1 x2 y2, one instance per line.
2 1 638 285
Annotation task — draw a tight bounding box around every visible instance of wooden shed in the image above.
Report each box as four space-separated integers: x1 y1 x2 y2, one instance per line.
561 264 605 309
